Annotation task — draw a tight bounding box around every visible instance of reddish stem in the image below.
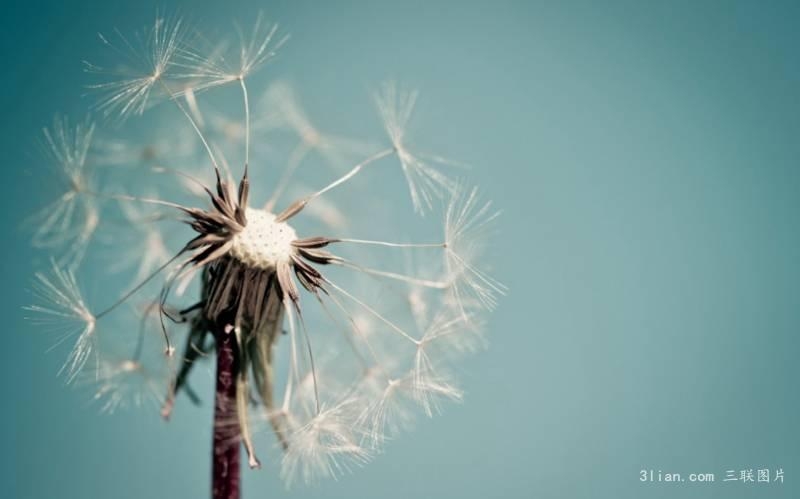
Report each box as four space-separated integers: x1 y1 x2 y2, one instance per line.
212 330 241 499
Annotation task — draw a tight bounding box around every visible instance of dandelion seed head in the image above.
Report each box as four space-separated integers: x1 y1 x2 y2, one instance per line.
424 308 487 357
29 116 100 267
88 357 164 413
281 402 369 486
42 115 95 189
374 81 458 214
28 12 503 489
26 262 97 382
410 347 463 418
175 14 287 94
357 375 417 446
444 186 507 317
86 16 188 120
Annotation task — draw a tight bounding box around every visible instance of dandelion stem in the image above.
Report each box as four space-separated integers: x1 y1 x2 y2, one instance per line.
335 238 445 249
310 147 395 200
212 327 241 499
159 79 223 177
274 148 394 222
324 277 420 345
333 259 450 289
95 252 184 320
87 190 188 211
240 78 251 173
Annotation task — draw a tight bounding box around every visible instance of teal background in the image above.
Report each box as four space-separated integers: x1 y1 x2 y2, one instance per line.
3 1 799 498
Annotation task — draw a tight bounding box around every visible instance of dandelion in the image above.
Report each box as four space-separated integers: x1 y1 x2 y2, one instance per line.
176 13 288 92
374 80 464 214
27 13 502 498
88 357 165 413
281 401 370 485
85 15 188 120
26 261 97 382
445 185 507 319
28 116 99 268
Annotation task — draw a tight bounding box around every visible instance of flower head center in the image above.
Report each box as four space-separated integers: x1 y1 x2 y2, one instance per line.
231 207 297 270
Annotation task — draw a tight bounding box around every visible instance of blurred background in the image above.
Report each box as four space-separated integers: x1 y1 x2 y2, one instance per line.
3 1 799 498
